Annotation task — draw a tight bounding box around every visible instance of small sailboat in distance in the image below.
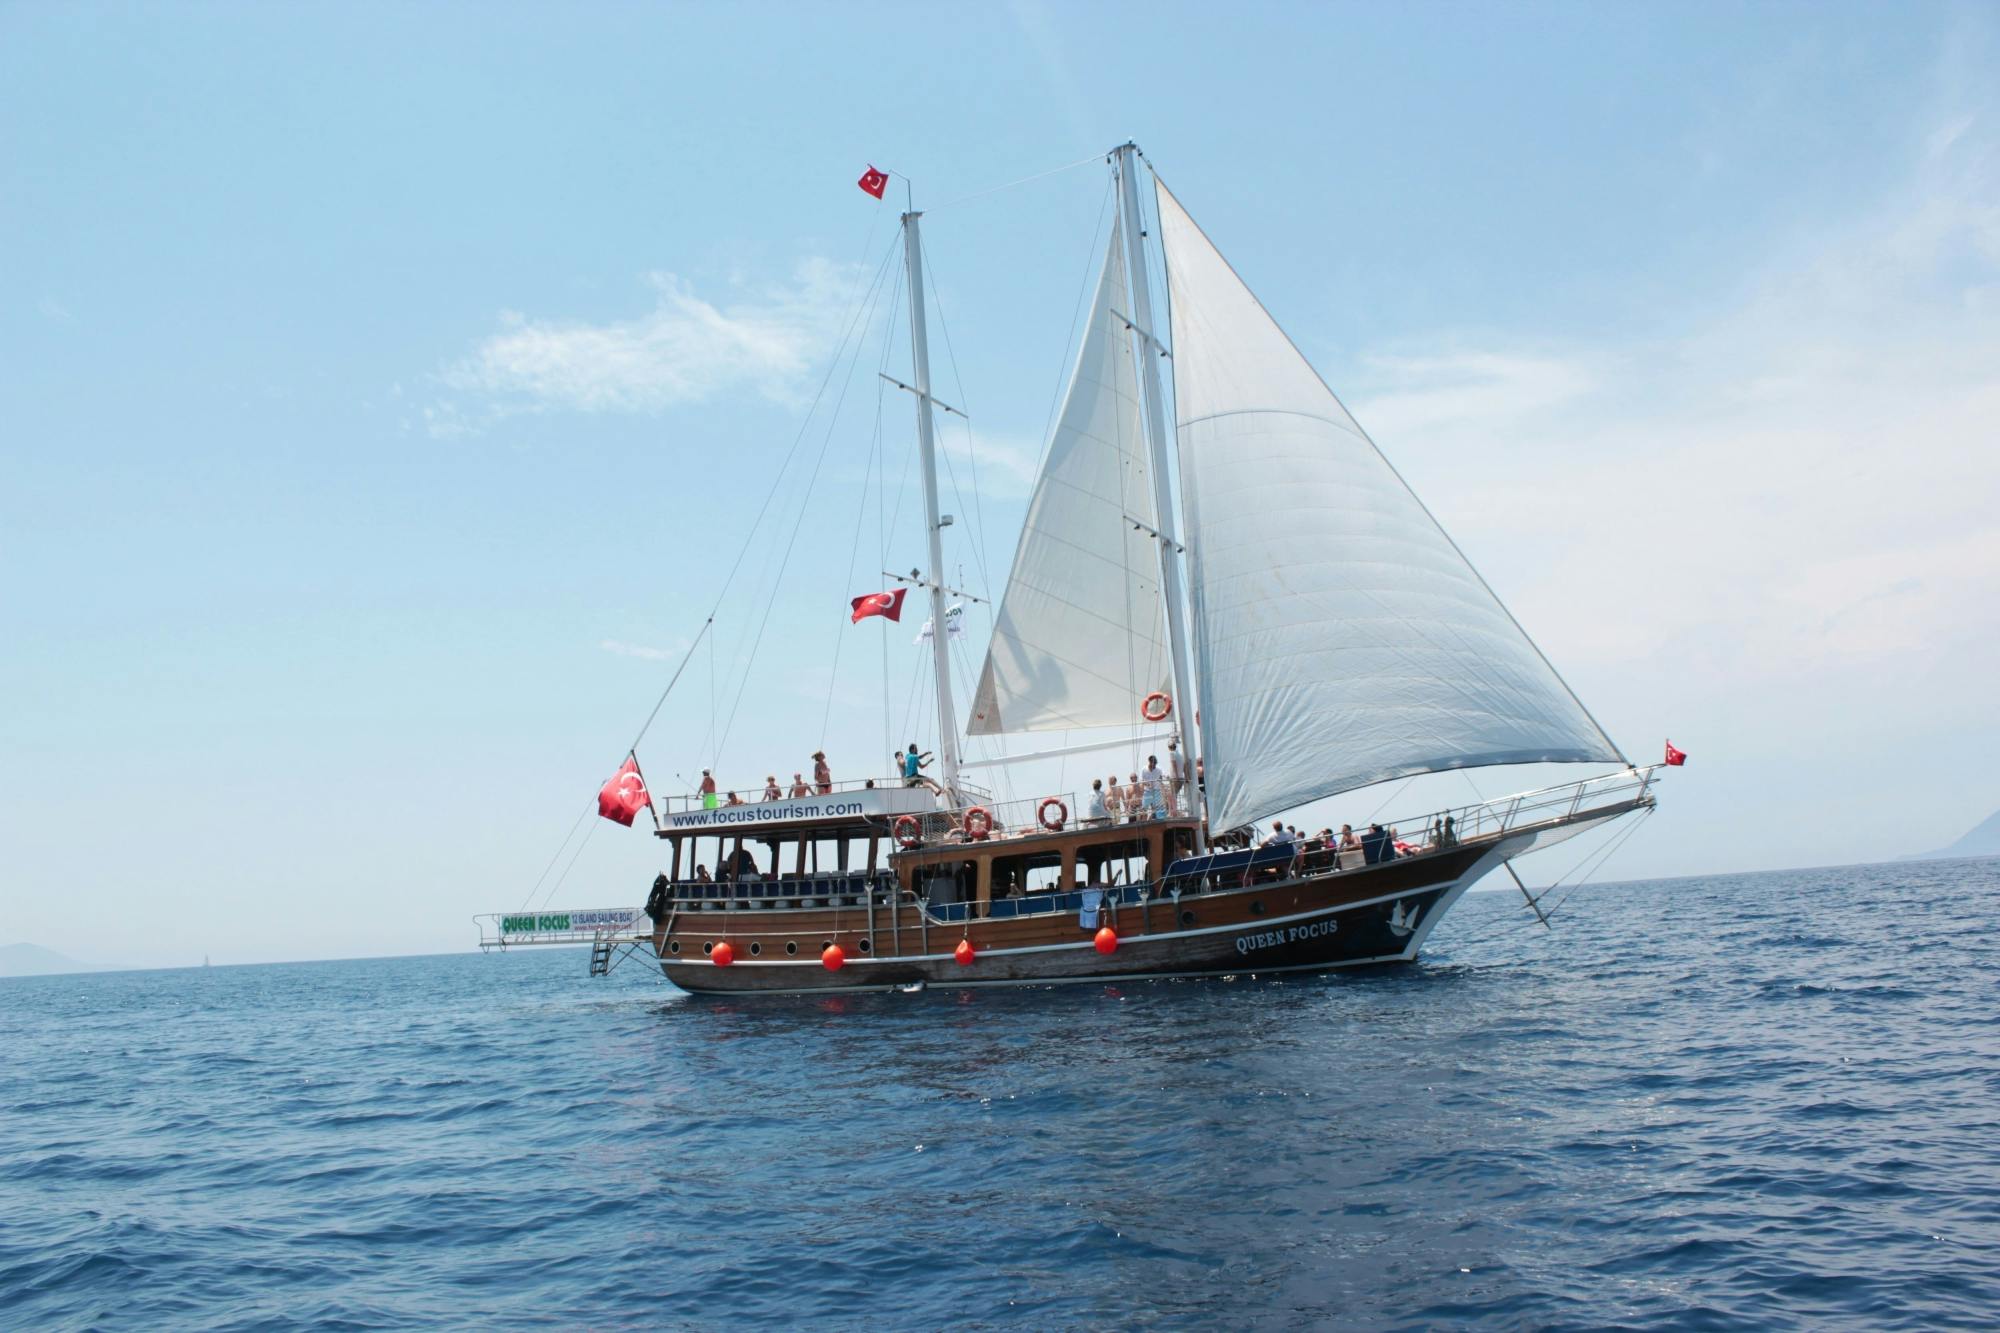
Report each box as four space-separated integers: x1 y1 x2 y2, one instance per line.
479 143 1661 992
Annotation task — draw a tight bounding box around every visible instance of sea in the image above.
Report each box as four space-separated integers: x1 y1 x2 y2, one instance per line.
3 859 1997 1330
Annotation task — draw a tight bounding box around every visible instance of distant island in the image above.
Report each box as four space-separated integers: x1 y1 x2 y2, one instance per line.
0 943 103 978
1911 808 2000 860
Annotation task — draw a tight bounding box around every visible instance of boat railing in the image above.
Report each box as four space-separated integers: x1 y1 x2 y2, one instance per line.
656 773 995 817
910 786 1189 849
1363 765 1662 853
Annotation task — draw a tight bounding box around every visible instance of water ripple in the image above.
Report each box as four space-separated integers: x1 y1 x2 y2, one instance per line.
2 859 1997 1327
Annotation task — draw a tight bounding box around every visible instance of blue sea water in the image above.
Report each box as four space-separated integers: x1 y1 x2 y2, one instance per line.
4 859 1998 1330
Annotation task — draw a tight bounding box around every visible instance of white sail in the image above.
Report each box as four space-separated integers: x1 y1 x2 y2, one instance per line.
968 227 1169 734
1155 181 1623 832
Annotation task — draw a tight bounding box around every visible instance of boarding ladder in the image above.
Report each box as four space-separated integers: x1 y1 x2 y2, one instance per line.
587 933 615 977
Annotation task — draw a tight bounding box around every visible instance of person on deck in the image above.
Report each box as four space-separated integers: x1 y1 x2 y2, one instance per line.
1262 820 1294 848
812 751 832 795
788 773 810 798
1122 774 1144 822
1338 824 1361 852
1104 775 1126 823
762 776 781 801
698 770 718 810
901 743 933 787
1140 757 1166 820
1167 740 1188 816
724 791 743 806
694 864 713 884
1085 778 1109 827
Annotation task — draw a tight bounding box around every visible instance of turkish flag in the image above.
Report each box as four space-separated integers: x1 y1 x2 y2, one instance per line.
857 165 888 199
598 755 651 826
850 588 907 623
1664 741 1687 767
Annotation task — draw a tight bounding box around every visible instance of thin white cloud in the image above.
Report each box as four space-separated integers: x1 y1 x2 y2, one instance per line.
431 260 866 435
601 638 688 662
1345 104 2000 699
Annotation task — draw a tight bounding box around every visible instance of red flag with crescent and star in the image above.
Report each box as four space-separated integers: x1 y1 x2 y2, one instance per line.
1664 740 1687 767
850 588 907 623
857 164 888 199
597 755 652 826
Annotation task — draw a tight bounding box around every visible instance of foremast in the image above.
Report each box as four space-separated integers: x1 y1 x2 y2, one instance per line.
900 210 964 802
1114 142 1205 850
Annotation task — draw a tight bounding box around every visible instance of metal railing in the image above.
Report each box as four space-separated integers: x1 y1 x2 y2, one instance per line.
657 773 992 817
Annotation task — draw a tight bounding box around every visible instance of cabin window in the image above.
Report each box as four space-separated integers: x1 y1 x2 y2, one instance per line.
1073 836 1149 891
1180 909 1196 927
857 938 872 954
919 862 976 907
785 941 798 956
990 850 1064 903
669 941 681 954
702 941 714 955
1250 900 1266 916
749 942 762 956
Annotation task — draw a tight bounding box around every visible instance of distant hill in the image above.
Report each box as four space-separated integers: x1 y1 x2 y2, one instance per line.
1912 808 2000 860
0 942 102 978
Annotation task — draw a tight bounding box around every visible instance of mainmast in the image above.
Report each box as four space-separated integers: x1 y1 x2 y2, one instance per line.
1114 142 1204 848
900 210 964 802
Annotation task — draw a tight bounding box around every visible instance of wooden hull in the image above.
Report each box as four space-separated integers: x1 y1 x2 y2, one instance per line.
655 837 1511 995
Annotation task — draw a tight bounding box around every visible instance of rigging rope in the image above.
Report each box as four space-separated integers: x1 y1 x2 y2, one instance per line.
713 242 899 765
924 152 1105 213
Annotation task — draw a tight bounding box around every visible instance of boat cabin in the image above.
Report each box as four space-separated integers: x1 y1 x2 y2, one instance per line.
650 777 1201 921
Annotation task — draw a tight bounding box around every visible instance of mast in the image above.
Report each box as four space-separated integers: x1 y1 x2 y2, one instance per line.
1114 142 1204 849
901 210 963 802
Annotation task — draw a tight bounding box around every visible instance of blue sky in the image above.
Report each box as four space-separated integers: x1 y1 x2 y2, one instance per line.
5 2 1996 966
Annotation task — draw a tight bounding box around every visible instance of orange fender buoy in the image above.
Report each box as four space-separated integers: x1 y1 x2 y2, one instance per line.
822 944 845 972
712 941 735 967
1094 926 1118 955
954 938 976 966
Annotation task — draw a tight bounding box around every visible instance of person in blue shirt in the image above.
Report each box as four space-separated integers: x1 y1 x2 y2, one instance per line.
901 742 934 787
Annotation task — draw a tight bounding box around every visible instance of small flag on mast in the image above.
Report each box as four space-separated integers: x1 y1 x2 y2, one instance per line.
1664 740 1687 767
850 588 907 623
857 164 888 199
597 754 652 826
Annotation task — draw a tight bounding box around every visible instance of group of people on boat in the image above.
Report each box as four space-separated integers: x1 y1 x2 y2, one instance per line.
1081 741 1192 826
697 752 836 808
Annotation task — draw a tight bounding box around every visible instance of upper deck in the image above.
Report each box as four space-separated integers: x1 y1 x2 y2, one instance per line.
653 780 938 840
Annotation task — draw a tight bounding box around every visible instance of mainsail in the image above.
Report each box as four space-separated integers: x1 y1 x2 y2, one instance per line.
968 226 1169 734
1155 181 1624 833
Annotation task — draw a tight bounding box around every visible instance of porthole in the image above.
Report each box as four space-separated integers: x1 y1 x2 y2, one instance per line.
669 941 681 954
702 941 714 956
821 941 833 952
857 938 872 954
1249 901 1266 917
785 941 798 956
1180 910 1196 927
749 942 762 957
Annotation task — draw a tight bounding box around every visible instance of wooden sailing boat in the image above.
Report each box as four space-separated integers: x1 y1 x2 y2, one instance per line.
480 143 1659 992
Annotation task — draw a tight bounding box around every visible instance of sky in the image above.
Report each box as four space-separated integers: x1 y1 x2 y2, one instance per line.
4 2 1996 968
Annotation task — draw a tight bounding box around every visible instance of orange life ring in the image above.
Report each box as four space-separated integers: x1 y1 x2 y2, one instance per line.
962 806 994 841
893 814 922 849
1038 797 1068 832
1141 691 1173 722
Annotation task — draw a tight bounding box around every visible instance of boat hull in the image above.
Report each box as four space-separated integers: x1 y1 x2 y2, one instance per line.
656 837 1510 995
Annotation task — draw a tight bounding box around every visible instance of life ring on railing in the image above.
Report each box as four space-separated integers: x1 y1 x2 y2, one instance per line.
893 814 923 849
1141 691 1173 723
962 806 994 841
1038 797 1068 832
